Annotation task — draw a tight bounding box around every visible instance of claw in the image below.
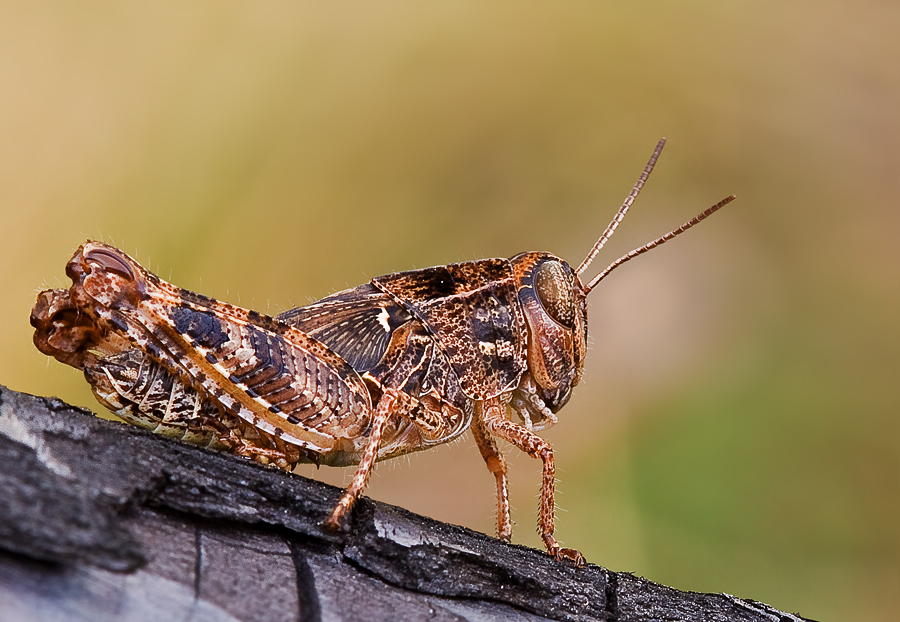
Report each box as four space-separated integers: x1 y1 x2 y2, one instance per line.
543 534 586 567
554 547 586 568
322 504 350 532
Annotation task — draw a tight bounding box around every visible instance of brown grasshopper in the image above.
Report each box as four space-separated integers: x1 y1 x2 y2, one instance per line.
31 138 734 566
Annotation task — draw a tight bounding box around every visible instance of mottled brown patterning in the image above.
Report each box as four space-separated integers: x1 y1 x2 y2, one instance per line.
31 138 735 567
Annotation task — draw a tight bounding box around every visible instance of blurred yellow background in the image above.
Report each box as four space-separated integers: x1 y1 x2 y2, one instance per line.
1 3 896 620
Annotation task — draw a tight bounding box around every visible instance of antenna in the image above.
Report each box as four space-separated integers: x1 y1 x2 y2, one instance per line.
583 194 736 294
576 138 667 277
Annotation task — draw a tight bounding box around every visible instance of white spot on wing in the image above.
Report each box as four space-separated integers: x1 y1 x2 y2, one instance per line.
376 307 392 332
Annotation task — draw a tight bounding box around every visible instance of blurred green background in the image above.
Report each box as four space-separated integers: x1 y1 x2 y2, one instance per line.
1 2 896 620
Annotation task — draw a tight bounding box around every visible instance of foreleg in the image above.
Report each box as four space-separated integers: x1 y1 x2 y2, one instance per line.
480 397 585 567
471 409 512 542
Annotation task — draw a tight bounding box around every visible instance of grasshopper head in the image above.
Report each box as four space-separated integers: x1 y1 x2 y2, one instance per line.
510 252 588 415
509 139 735 427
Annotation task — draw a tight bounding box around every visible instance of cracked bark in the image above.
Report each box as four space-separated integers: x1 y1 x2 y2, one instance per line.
0 385 815 622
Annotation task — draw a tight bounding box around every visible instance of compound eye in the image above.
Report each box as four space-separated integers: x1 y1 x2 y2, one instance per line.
534 260 575 328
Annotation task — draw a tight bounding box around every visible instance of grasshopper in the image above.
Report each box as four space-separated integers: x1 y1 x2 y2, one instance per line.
31 139 734 566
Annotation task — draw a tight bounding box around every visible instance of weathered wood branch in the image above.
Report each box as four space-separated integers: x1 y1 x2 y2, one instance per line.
0 385 813 622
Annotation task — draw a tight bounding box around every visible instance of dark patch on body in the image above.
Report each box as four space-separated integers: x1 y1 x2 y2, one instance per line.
170 304 230 350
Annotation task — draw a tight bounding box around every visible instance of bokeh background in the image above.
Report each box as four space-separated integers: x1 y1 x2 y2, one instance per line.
1 3 896 620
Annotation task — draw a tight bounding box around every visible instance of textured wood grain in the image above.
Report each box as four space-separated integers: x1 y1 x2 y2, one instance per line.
0 385 814 622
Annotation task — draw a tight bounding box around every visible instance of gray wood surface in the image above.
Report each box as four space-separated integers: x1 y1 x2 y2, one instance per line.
0 385 814 622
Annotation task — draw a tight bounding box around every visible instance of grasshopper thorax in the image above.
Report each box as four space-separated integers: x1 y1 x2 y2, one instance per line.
510 251 588 413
